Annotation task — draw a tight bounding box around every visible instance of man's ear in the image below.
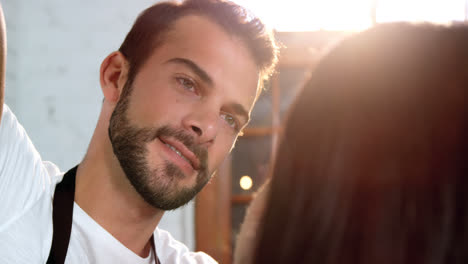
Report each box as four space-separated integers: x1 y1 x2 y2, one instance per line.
100 51 129 103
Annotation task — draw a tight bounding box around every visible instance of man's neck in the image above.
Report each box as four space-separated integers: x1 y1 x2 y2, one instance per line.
75 110 164 257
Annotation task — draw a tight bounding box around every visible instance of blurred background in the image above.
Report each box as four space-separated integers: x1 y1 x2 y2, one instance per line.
2 0 467 262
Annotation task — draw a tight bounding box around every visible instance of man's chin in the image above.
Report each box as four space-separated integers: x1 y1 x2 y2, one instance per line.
138 184 200 211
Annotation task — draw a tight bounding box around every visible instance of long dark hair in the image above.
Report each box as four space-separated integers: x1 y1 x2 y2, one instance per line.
254 23 468 264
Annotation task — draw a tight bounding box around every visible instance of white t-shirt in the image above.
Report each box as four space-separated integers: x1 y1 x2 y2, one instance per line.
0 104 217 264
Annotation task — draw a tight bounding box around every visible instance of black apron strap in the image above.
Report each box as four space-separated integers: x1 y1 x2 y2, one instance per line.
46 165 78 264
46 165 161 263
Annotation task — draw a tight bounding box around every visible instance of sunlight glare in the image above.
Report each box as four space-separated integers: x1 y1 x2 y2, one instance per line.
377 0 466 23
233 0 467 31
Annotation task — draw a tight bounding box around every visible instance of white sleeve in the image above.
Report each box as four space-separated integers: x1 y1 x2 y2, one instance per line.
0 104 55 229
154 228 218 264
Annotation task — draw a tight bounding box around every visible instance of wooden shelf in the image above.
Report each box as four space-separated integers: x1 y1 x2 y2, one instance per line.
231 194 254 204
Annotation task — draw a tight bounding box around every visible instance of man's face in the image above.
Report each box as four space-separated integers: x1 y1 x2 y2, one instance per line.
109 15 260 210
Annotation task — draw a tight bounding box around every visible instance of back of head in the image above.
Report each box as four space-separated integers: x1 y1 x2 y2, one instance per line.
119 0 279 88
254 23 468 264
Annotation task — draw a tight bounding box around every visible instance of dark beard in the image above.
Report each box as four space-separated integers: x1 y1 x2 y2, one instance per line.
108 81 210 210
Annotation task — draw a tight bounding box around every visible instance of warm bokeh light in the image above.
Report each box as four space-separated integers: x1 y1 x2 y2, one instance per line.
233 0 467 31
240 175 253 190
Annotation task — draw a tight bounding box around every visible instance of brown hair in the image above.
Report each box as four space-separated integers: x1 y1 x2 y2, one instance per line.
119 0 279 88
254 22 468 264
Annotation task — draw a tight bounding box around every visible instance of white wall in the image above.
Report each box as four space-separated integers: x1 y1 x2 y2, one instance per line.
2 0 195 250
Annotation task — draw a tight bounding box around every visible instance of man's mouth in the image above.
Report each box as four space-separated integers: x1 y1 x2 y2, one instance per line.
160 138 201 171
165 143 190 163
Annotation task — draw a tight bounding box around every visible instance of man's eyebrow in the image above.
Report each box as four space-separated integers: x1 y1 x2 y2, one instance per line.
165 58 213 85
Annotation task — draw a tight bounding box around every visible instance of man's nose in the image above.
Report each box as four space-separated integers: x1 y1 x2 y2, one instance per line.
182 105 219 146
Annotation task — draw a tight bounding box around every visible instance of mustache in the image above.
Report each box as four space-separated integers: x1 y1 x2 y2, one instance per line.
147 126 208 171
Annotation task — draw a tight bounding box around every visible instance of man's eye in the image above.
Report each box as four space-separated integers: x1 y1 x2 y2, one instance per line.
176 77 196 92
220 113 239 130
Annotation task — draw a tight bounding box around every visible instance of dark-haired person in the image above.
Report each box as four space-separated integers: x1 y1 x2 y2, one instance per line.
235 22 468 264
0 0 278 263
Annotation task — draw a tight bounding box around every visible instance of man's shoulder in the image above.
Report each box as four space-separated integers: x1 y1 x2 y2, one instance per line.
154 228 218 264
43 160 64 184
0 103 62 226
